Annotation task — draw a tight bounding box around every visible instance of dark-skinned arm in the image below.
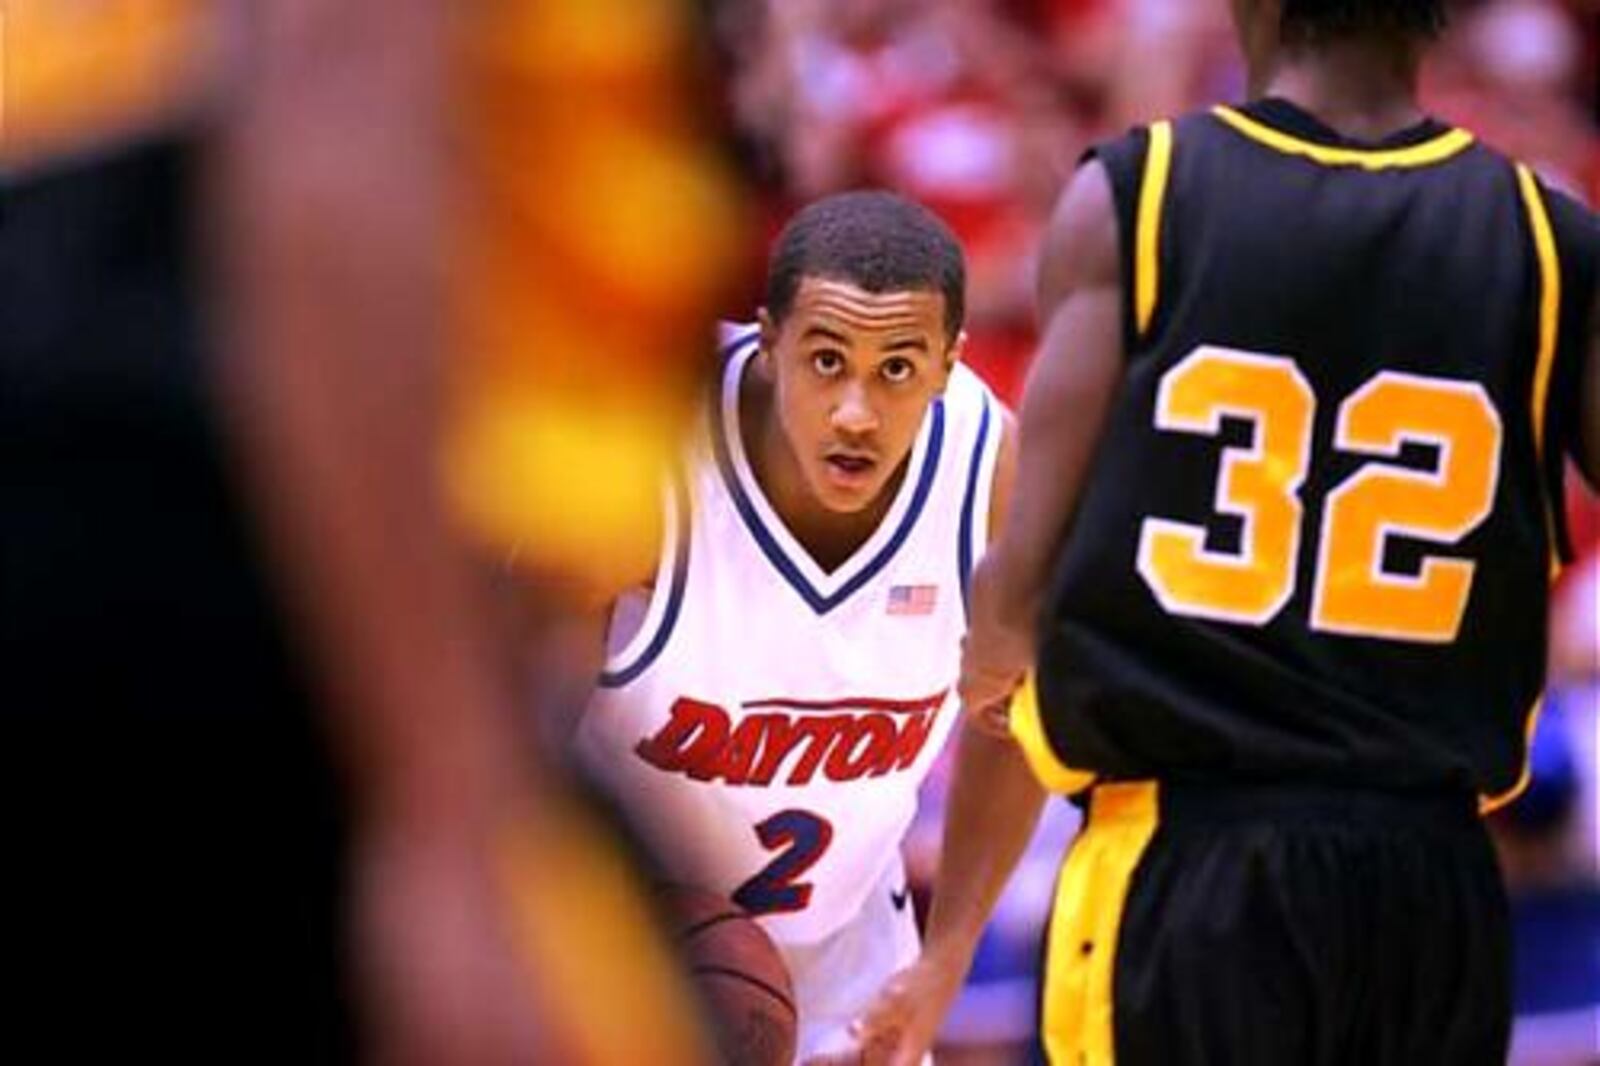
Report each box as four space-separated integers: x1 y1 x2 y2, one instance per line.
215 3 558 1061
843 159 1127 1066
960 158 1127 721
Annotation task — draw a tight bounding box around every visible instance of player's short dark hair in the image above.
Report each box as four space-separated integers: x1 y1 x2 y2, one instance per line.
765 191 966 341
1281 0 1447 42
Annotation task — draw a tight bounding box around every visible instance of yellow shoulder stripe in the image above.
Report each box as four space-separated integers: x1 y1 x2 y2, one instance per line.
1481 165 1566 817
1514 162 1563 581
1212 106 1474 170
1135 120 1175 337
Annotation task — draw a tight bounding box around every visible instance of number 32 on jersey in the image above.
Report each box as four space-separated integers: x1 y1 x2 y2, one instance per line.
1138 345 1502 644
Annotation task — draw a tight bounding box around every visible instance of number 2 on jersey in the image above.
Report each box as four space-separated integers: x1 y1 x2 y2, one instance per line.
732 809 833 915
1138 346 1502 643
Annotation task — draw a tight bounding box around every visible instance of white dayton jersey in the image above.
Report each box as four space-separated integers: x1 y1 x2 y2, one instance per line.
576 324 1002 947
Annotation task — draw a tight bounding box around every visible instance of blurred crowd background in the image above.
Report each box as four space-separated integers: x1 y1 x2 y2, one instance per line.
698 0 1600 1062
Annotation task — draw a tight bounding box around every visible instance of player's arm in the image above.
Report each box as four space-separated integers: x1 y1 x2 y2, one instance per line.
216 2 554 1059
924 156 1128 976
919 409 1046 956
959 158 1126 721
848 162 1124 1066
846 416 1051 1066
850 726 1047 1064
219 0 526 847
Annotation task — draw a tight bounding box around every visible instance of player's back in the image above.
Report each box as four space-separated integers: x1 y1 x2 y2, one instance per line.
1037 98 1597 806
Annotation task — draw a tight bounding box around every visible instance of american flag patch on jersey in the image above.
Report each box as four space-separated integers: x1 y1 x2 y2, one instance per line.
887 584 938 616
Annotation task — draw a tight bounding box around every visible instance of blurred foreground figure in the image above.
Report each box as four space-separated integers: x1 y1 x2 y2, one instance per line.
2 0 739 1061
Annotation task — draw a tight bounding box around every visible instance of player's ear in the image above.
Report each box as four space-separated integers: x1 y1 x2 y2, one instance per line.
757 308 778 363
937 329 967 391
947 328 968 369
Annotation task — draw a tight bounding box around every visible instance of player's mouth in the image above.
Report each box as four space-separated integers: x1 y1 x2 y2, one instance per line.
822 450 878 489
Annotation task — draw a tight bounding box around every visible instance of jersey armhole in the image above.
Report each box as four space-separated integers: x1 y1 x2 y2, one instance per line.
598 468 691 688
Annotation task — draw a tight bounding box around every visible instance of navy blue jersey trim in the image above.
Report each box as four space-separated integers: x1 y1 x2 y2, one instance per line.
712 391 947 616
598 470 691 688
958 395 996 614
719 325 761 360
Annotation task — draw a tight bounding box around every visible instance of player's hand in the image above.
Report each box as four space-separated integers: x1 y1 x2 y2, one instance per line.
847 953 967 1066
959 630 1028 737
967 695 1015 738
959 558 1033 733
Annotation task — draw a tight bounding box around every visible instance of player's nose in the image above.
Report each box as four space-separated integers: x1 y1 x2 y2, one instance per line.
830 381 880 436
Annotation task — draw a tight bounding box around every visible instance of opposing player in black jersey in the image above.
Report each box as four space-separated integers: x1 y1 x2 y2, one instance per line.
851 1 1600 1063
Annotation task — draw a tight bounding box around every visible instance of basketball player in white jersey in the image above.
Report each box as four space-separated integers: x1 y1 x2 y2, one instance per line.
572 191 1018 1063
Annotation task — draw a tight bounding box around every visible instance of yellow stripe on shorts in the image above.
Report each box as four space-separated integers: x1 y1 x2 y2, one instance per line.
1009 675 1097 796
1041 782 1160 1065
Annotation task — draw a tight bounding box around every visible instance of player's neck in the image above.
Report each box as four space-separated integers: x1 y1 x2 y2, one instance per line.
742 366 901 573
1257 37 1425 142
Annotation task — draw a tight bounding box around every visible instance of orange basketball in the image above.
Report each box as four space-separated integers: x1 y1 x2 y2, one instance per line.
663 886 798 1066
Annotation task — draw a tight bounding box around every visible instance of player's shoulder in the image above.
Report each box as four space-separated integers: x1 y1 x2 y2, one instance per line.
704 320 761 416
941 362 1005 443
936 363 1011 511
1531 175 1600 268
1080 104 1212 170
943 360 995 408
1463 141 1600 278
718 320 761 357
715 320 761 382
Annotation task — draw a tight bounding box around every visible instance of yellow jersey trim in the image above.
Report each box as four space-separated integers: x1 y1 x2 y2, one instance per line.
1514 163 1564 582
1481 166 1565 816
1 0 218 166
1211 106 1475 171
1009 676 1098 796
1480 696 1546 815
1042 781 1160 1065
1135 121 1175 337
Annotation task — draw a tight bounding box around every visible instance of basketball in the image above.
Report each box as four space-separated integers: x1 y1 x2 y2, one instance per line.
664 886 798 1066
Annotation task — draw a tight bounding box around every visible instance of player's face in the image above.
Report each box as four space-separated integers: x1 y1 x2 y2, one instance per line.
762 277 959 514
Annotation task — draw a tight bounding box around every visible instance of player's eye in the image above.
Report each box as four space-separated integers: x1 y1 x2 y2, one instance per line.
812 351 845 377
880 357 916 384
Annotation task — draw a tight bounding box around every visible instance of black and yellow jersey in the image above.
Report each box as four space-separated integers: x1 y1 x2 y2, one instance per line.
0 0 220 169
1025 98 1598 809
